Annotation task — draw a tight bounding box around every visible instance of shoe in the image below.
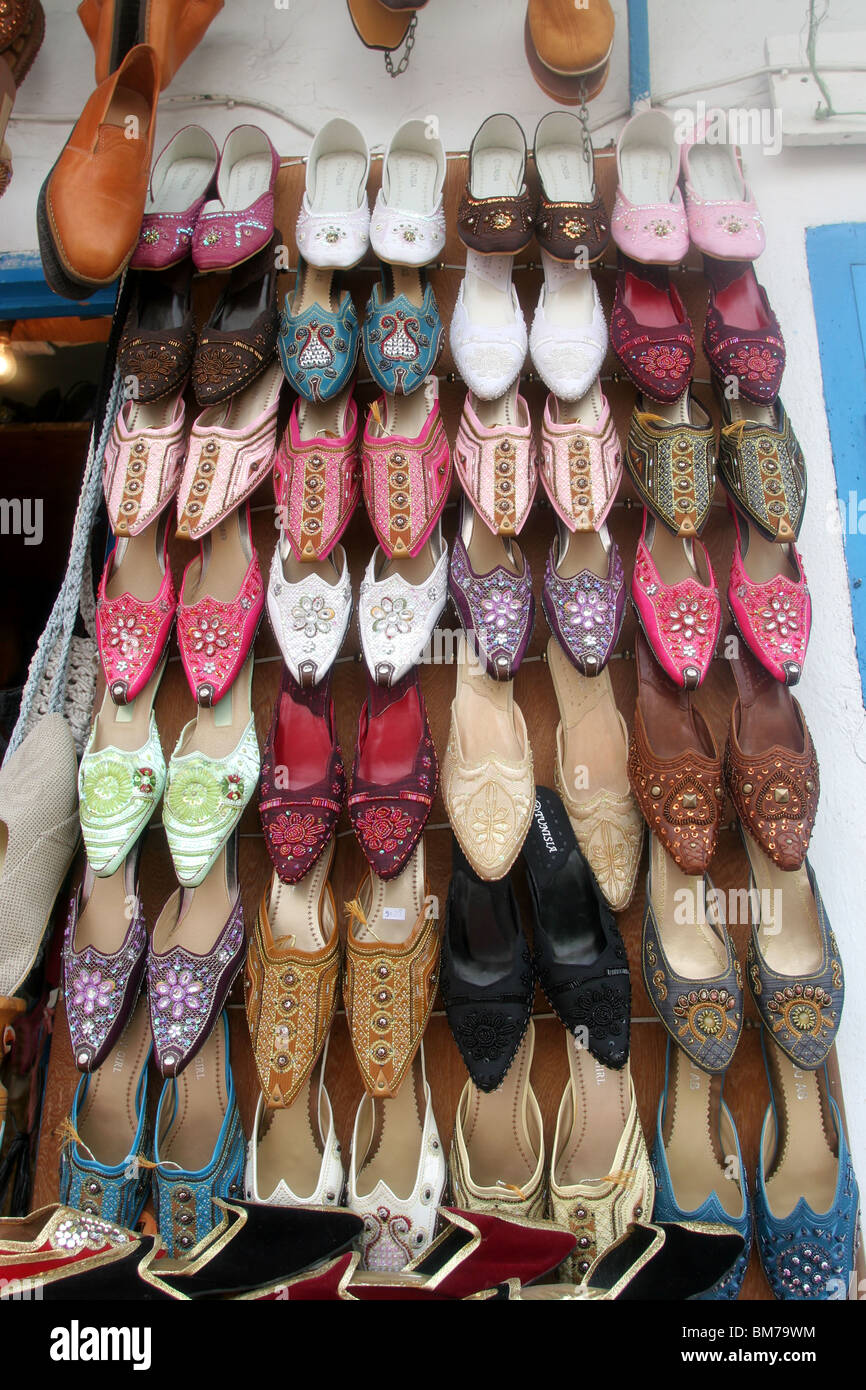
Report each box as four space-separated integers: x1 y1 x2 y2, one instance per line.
163 655 259 887
176 504 264 707
533 111 610 264
117 263 195 403
450 274 528 401
192 235 279 405
0 1205 165 1301
627 629 723 874
361 387 451 558
347 1047 446 1270
543 525 625 677
131 124 219 269
611 264 694 402
59 998 152 1228
273 388 361 562
191 125 280 272
343 842 439 1097
727 506 810 686
540 386 622 530
628 391 716 540
703 260 785 405
63 854 147 1073
38 44 159 299
548 638 643 913
0 715 77 1011
267 535 353 687
349 667 438 880
278 275 360 404
449 1023 545 1215
642 834 744 1074
611 109 688 265
346 0 423 56
716 387 806 543
651 1039 751 1300
442 634 535 881
358 526 448 687
524 0 614 104
681 127 766 261
440 839 534 1092
259 668 345 887
0 0 44 87
78 661 166 876
102 388 186 540
362 270 443 396
530 272 608 403
457 115 534 256
80 0 223 90
244 1050 344 1206
724 643 819 870
453 385 538 537
449 498 535 681
96 513 176 705
370 118 446 267
754 1032 860 1301
176 362 282 540
245 849 341 1107
583 1219 747 1300
523 786 631 1067
631 510 721 689
550 1036 653 1283
153 1011 246 1253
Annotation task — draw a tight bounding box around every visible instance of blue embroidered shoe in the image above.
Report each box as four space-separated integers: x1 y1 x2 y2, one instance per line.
59 999 152 1230
153 1011 246 1256
651 1039 751 1300
278 272 360 403
754 1030 860 1301
362 273 443 396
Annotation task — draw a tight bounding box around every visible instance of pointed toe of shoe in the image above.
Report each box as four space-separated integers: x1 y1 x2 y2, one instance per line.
350 796 429 880
261 801 341 884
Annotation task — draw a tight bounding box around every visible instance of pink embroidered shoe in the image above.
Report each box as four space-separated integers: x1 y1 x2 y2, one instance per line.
176 362 283 541
177 506 265 706
361 390 451 558
538 390 621 532
611 110 689 266
96 517 177 705
632 511 721 689
273 390 361 562
681 133 766 262
131 125 219 270
453 388 538 536
727 508 810 686
103 391 186 538
191 125 280 273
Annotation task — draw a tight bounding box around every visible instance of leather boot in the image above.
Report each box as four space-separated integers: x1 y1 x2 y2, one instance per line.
78 0 223 89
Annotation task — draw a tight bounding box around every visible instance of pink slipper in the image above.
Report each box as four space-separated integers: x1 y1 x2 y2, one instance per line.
273 390 361 561
361 390 451 558
176 507 265 706
632 511 721 689
538 391 621 532
191 125 280 273
103 391 186 538
453 387 537 536
727 507 810 686
96 520 177 705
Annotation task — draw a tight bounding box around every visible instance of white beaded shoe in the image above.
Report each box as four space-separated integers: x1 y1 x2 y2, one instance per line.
267 535 353 687
244 1052 345 1208
370 119 446 268
529 262 608 400
358 525 448 686
294 118 371 271
450 259 528 400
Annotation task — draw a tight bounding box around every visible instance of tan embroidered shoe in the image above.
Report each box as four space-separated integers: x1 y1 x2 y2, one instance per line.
244 846 341 1109
549 1033 654 1284
548 639 643 911
450 1023 546 1221
443 635 535 882
343 841 439 1098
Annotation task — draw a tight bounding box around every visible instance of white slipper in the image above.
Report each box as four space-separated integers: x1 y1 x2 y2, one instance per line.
267 538 353 687
371 118 446 267
451 257 528 399
530 259 608 399
296 117 371 270
358 523 448 686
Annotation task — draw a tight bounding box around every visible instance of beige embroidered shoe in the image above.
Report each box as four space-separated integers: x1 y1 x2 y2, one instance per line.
443 635 534 881
548 638 643 911
450 1022 546 1220
549 1032 654 1284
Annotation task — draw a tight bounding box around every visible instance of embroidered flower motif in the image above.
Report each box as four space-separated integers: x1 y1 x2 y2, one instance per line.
480 587 521 632
761 594 799 638
371 594 415 639
269 811 327 860
469 784 511 851
135 766 156 795
81 758 134 818
190 613 230 656
154 967 204 1020
570 984 629 1040
355 805 415 854
727 344 780 384
166 764 223 825
71 968 116 1015
637 343 690 378
649 217 674 237
222 772 244 803
667 598 710 635
291 594 336 638
109 615 146 655
565 588 607 634
454 1010 518 1063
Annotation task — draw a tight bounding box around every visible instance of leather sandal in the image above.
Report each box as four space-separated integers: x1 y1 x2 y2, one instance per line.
362 269 443 397
632 510 721 689
190 124 280 274
449 497 535 681
370 117 446 268
716 384 806 543
610 109 688 265
581 1219 746 1300
727 504 810 686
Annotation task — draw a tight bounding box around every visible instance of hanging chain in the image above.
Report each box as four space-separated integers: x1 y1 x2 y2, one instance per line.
384 13 417 78
576 80 596 196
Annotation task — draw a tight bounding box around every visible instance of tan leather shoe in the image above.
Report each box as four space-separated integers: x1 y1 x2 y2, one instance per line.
78 0 224 90
525 0 615 104
38 43 158 299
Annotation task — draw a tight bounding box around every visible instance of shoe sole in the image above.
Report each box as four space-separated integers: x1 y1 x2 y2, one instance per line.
524 15 613 105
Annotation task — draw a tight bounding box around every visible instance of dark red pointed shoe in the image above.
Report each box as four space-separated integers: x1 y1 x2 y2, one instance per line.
259 666 346 884
349 667 438 880
610 260 695 403
702 259 785 405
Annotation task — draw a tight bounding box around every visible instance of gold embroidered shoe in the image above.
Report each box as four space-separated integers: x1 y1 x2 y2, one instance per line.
245 847 341 1108
343 840 439 1098
442 634 535 882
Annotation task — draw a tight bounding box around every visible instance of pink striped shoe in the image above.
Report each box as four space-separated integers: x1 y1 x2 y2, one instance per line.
361 389 451 558
727 508 810 686
453 387 538 536
632 511 721 689
273 389 361 561
538 390 621 531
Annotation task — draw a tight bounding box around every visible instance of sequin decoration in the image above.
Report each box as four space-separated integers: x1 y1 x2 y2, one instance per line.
148 900 244 1074
64 895 147 1071
543 544 624 676
449 536 534 680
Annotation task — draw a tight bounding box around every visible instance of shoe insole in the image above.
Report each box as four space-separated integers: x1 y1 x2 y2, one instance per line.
642 390 692 427
373 531 441 587
280 541 346 588
635 630 714 760
686 143 743 203
272 688 334 793
152 843 236 959
623 271 679 328
213 268 271 334
146 156 214 215
463 503 522 577
90 656 164 753
138 276 189 333
74 856 138 955
105 517 164 603
76 998 150 1168
254 1069 326 1201
374 389 431 440
727 394 775 428
731 647 803 755
763 1039 838 1216
353 842 425 948
473 380 521 430
662 1043 744 1217
180 657 253 761
311 150 367 215
455 638 523 764
293 264 342 316
739 520 799 584
713 269 769 332
620 141 676 205
449 862 517 977
211 152 274 214
357 684 423 784
459 1027 540 1190
120 393 180 437
649 834 729 979
463 250 518 327
555 527 609 582
386 149 438 215
745 837 822 977
547 639 631 802
159 1017 229 1171
552 378 604 429
355 1054 426 1199
643 519 706 586
555 1038 630 1184
105 87 151 140
181 509 252 607
471 145 522 200
383 263 424 308
268 839 335 955
194 360 283 435
536 142 593 204
297 389 352 440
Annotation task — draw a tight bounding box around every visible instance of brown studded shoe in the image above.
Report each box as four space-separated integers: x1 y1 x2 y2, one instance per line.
457 114 535 256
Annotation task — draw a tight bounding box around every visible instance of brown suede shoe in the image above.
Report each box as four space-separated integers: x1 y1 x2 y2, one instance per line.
525 0 615 104
38 43 158 300
78 0 224 90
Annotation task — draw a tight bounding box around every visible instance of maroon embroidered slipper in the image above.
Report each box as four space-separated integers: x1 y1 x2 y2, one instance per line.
702 259 785 405
259 666 345 885
349 668 438 881
610 261 695 403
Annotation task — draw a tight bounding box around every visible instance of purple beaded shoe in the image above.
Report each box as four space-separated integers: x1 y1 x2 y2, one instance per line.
543 528 626 677
64 859 148 1073
449 500 535 681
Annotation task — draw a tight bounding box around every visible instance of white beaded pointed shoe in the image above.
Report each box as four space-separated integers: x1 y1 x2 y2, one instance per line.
530 266 608 401
370 118 446 268
358 525 448 686
267 535 353 688
244 1050 345 1208
450 267 528 401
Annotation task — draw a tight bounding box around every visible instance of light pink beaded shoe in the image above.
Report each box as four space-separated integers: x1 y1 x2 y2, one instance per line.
632 511 721 689
103 391 186 539
96 518 177 705
361 388 451 558
727 507 810 686
177 506 265 706
453 387 538 536
681 133 765 262
273 389 361 561
611 110 689 266
538 390 621 532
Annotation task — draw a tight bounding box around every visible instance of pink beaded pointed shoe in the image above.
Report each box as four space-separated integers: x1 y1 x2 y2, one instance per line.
177 505 264 706
273 388 362 562
102 390 186 540
727 507 810 686
538 388 622 532
453 386 538 536
361 388 451 558
632 511 721 689
96 514 177 705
